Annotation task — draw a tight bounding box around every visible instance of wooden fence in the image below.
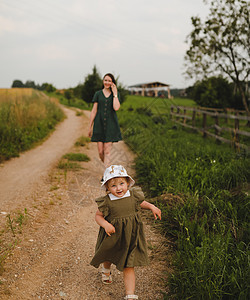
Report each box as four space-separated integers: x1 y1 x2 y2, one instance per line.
170 105 250 150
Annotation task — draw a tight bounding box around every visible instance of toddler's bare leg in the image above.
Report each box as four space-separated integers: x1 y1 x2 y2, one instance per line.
103 261 112 269
123 267 136 296
101 261 112 284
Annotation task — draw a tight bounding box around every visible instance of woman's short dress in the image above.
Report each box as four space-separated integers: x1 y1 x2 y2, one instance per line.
91 90 122 143
90 187 149 271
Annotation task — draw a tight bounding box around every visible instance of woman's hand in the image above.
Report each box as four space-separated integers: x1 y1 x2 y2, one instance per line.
88 128 92 138
111 83 120 111
111 83 118 96
104 223 116 236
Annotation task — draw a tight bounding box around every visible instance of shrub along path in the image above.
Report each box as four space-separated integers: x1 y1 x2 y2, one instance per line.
0 107 169 299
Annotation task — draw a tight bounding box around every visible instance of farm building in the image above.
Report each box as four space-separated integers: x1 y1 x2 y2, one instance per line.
128 81 172 98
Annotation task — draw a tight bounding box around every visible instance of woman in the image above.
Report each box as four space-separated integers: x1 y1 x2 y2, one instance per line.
88 73 122 169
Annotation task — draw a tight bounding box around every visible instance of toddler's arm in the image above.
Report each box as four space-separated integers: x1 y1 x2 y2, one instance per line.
140 201 161 220
95 209 115 236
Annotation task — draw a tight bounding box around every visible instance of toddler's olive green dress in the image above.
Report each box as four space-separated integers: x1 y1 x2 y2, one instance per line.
90 187 149 271
91 90 122 143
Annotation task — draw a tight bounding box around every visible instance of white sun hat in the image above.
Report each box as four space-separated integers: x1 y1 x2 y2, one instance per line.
101 165 135 188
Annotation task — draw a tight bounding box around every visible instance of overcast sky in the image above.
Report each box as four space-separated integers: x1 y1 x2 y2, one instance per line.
0 0 209 89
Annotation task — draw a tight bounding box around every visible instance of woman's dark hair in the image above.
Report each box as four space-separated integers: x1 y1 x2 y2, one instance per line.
103 73 116 86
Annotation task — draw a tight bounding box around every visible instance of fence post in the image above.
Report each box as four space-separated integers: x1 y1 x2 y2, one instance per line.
202 112 207 137
177 106 180 121
225 109 228 124
183 108 187 124
234 113 239 147
192 109 196 127
215 113 220 143
170 106 173 120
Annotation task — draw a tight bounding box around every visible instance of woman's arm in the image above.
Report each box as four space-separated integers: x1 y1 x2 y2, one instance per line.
111 84 120 111
95 209 116 236
140 201 161 220
88 102 98 137
113 96 120 111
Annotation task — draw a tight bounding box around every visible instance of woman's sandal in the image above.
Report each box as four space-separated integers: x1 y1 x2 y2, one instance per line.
101 266 112 285
124 295 138 299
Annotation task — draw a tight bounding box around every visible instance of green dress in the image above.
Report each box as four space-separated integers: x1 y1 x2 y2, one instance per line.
91 90 122 143
90 187 149 271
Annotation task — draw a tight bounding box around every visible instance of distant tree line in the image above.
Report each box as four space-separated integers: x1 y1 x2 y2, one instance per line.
11 66 128 106
12 79 56 93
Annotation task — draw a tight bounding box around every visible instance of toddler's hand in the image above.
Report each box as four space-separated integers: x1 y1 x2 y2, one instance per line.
104 223 116 236
151 206 161 220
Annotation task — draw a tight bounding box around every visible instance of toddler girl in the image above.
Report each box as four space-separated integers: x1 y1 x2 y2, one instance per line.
90 165 161 300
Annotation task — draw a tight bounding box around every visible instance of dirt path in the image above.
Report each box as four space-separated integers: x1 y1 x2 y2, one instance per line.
0 106 84 214
0 107 169 299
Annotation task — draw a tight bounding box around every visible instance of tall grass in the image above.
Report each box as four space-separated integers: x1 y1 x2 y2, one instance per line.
0 89 64 162
118 95 250 299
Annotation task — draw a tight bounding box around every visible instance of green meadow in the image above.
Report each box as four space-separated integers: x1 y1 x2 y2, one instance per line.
118 95 249 299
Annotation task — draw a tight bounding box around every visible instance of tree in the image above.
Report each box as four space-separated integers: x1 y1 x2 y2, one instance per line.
185 0 250 114
192 76 234 108
80 65 103 103
41 83 56 93
25 80 36 89
12 80 24 88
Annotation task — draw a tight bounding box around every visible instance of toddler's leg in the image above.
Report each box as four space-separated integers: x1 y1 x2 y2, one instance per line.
103 261 111 269
101 261 112 285
123 267 136 296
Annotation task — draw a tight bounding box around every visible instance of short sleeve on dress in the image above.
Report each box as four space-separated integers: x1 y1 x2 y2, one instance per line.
92 91 99 103
95 196 109 218
131 186 145 204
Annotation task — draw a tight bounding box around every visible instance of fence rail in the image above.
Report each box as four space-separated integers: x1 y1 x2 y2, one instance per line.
170 105 250 150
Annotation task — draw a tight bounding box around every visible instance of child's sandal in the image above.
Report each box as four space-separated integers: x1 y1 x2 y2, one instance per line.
101 266 112 285
124 295 138 299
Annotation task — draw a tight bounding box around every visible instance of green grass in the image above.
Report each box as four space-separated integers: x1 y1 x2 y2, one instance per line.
46 91 90 110
119 96 250 299
74 136 91 147
58 151 90 171
63 152 90 162
57 161 83 170
120 95 196 114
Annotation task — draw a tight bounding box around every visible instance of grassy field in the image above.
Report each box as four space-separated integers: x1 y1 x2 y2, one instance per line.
121 95 250 149
0 88 65 162
120 95 196 114
118 95 250 299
